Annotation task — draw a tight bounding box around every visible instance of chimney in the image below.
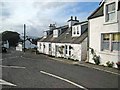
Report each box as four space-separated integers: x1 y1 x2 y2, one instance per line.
75 16 77 20
71 16 73 20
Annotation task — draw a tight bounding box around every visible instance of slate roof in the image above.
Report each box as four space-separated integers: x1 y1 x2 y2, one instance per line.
73 21 88 26
38 23 88 44
88 3 104 19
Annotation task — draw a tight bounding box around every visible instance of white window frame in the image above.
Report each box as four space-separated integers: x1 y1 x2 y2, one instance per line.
104 1 118 24
72 25 80 37
101 33 120 52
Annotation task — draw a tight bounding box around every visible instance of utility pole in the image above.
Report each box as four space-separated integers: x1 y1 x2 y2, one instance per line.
23 24 26 52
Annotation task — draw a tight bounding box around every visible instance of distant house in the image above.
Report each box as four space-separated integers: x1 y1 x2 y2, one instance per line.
37 16 88 61
2 40 9 48
88 0 120 67
16 37 37 51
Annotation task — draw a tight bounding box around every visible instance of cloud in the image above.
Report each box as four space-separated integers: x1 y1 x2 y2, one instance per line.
0 0 99 37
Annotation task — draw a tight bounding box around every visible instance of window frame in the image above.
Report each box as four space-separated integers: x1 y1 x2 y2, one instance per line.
101 33 120 52
65 45 68 55
106 2 116 22
49 43 51 52
104 1 117 24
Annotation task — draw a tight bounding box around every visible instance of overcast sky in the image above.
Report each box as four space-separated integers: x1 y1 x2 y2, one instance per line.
0 0 101 37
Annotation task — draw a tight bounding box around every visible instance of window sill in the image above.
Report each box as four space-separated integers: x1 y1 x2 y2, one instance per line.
100 50 120 55
104 20 118 25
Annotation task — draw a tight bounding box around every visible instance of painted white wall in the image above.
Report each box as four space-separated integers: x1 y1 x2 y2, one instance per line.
81 38 88 61
37 41 87 61
16 43 22 51
53 29 58 38
89 14 119 67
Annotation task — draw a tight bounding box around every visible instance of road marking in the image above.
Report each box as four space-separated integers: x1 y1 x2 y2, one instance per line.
0 65 26 69
40 70 88 89
0 79 17 86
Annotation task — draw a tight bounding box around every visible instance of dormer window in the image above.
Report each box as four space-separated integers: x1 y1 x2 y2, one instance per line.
72 25 80 37
77 26 79 34
53 29 58 38
73 27 76 34
105 2 116 22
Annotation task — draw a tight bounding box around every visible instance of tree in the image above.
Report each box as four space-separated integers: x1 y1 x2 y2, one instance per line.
1 31 20 47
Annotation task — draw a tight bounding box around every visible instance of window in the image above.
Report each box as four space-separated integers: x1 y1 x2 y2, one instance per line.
102 33 110 50
53 30 58 37
101 33 120 51
43 44 45 48
73 27 76 34
39 43 41 49
65 45 68 54
49 44 51 51
105 2 116 22
77 26 79 34
69 46 71 56
112 33 120 51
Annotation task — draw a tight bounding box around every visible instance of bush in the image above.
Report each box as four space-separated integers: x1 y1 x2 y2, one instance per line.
89 47 100 65
106 61 114 67
92 55 100 65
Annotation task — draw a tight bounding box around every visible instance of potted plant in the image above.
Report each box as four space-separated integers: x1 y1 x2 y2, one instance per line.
116 61 120 70
106 61 114 68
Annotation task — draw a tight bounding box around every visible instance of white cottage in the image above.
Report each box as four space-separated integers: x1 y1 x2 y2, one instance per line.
37 16 88 61
16 38 37 51
88 0 120 67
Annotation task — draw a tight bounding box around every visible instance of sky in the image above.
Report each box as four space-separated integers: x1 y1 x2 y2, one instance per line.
0 0 101 37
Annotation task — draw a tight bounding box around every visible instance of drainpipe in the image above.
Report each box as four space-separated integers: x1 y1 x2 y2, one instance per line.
86 21 89 62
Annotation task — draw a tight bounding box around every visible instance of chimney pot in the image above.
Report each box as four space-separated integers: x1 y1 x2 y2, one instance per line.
75 16 77 20
71 16 73 20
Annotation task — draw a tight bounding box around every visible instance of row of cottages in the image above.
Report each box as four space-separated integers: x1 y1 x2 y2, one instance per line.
37 16 88 61
88 0 120 67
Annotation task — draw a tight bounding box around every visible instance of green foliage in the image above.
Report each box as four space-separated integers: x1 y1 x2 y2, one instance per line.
90 47 100 65
106 61 114 67
58 45 64 54
92 55 100 65
1 31 20 47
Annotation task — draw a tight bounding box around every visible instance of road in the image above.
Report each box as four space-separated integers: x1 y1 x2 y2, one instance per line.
0 49 119 89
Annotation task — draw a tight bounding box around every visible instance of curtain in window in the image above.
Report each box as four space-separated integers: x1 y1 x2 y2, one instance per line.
112 33 120 51
102 34 110 50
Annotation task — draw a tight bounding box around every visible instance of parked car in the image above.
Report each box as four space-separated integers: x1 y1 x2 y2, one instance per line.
2 47 7 53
